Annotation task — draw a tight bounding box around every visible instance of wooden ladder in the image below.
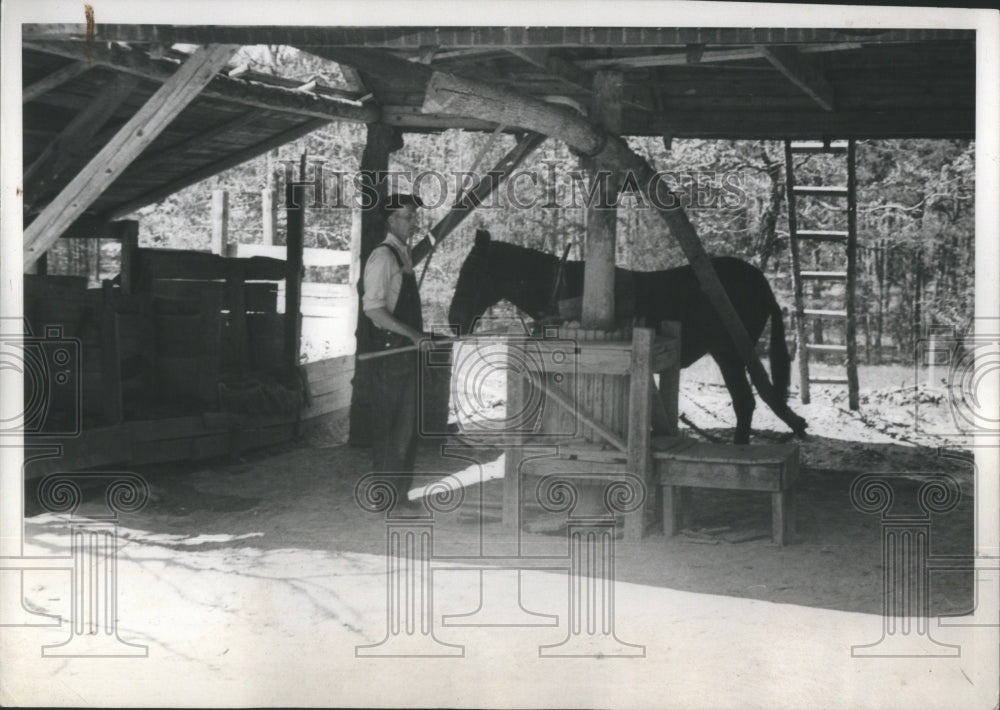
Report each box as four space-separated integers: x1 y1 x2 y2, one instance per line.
783 139 860 409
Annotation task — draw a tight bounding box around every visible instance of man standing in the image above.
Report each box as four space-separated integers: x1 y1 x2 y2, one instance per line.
360 193 430 513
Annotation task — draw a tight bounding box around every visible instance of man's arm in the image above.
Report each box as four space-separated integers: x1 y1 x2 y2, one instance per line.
364 307 423 345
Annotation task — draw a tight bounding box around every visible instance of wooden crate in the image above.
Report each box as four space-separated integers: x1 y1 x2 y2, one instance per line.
656 442 800 545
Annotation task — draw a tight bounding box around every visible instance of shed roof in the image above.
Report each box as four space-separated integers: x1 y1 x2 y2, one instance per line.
22 25 976 233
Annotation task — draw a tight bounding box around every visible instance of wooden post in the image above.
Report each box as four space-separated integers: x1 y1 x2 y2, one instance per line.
120 229 138 296
226 261 247 375
284 165 306 375
422 71 806 437
581 71 622 331
349 124 404 447
502 368 526 533
626 327 654 541
100 281 123 424
262 186 277 246
211 189 229 255
784 141 810 404
657 321 681 436
846 139 860 410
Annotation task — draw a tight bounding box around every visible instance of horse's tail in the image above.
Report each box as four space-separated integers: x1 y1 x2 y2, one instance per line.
768 289 791 402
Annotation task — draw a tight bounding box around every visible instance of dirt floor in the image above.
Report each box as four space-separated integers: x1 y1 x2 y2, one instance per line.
8 358 992 708
23 358 978 617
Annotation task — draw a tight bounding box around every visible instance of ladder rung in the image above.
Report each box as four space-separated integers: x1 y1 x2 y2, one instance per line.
800 271 848 281
806 344 848 353
809 377 850 385
788 140 849 154
792 186 849 197
803 309 848 319
794 229 849 242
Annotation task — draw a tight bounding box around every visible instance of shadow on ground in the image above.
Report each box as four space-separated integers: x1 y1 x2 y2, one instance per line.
24 429 976 618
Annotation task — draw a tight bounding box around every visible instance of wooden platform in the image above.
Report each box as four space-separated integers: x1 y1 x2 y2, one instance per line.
654 439 800 545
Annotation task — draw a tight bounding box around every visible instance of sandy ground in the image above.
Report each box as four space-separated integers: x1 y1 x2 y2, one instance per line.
3 357 998 708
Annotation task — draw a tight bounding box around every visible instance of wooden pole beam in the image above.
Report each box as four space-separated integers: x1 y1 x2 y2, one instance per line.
284 175 305 375
22 60 90 103
581 70 623 330
211 190 229 255
422 70 807 436
24 44 240 269
759 45 835 111
349 123 404 447
411 131 547 264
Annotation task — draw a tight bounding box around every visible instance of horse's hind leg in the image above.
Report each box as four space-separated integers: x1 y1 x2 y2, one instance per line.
713 349 755 444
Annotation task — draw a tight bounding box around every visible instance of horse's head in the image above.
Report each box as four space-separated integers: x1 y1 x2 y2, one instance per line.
448 229 499 335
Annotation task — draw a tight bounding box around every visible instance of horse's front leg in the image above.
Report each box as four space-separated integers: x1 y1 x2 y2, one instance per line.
713 350 755 444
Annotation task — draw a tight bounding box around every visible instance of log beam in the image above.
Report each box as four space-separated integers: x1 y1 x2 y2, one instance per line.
581 70 624 330
759 45 835 111
412 130 547 264
422 70 807 436
24 44 240 269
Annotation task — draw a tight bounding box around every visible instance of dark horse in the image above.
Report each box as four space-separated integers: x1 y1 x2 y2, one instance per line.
448 229 802 444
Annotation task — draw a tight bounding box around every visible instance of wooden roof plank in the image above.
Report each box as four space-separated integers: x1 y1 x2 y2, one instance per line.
105 118 330 220
22 24 976 47
22 60 90 103
759 45 835 111
23 44 241 268
25 73 141 211
24 40 378 123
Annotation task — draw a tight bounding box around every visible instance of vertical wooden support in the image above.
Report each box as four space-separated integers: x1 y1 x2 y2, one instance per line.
657 321 680 437
100 281 123 424
262 186 277 246
211 189 229 255
120 229 138 296
661 486 692 535
284 176 305 374
502 368 526 533
581 70 623 331
625 327 653 541
845 139 860 410
199 286 223 405
226 261 247 375
139 290 156 397
783 140 811 404
349 124 404 446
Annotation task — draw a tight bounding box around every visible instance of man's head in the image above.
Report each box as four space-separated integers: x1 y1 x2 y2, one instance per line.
384 193 424 243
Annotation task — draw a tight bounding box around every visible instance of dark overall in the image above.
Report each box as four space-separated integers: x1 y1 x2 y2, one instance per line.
361 243 423 503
